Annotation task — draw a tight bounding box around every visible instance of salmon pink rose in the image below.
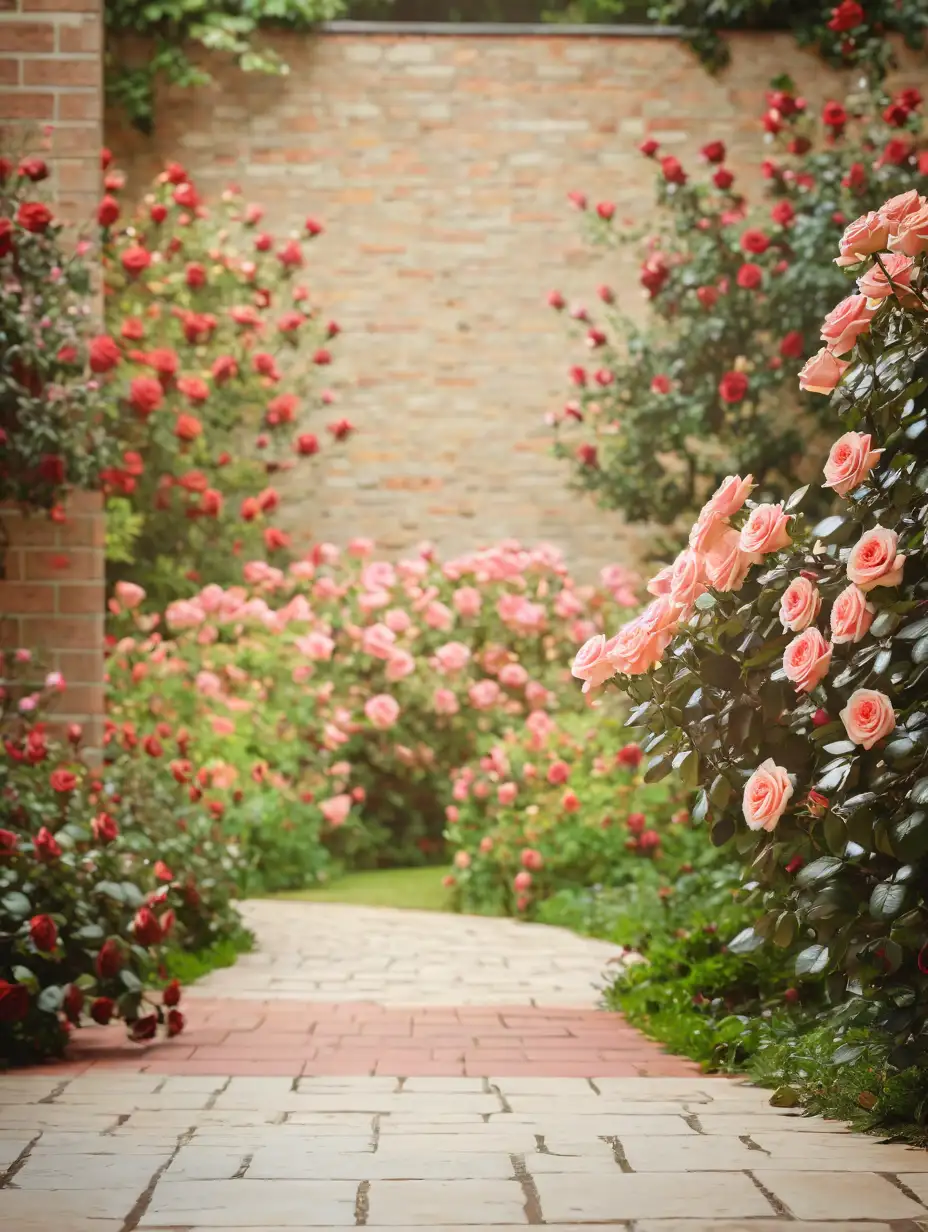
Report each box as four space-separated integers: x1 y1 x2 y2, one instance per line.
830 584 875 644
115 580 146 610
704 527 753 592
779 576 821 632
433 688 459 716
783 628 832 694
469 680 501 710
687 475 754 554
799 347 850 394
606 597 680 676
740 503 792 558
835 212 890 266
878 189 923 235
820 293 877 356
889 199 928 256
646 563 674 597
320 794 352 827
296 632 335 661
840 688 896 749
669 549 705 608
856 252 916 303
571 634 617 693
847 526 905 591
453 586 482 617
364 694 400 729
385 650 416 681
361 623 396 660
434 641 471 673
823 431 883 497
743 759 794 832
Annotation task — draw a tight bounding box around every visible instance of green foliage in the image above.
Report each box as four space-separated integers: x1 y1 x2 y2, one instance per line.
105 0 347 133
269 865 454 911
553 81 926 559
160 926 253 984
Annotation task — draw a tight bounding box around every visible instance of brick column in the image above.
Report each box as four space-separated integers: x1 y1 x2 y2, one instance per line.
1 0 105 746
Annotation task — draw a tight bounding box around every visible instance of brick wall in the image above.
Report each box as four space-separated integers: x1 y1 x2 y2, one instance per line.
106 28 921 579
1 0 105 744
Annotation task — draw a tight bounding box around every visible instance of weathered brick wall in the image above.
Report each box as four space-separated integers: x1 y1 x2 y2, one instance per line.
106 29 922 579
1 0 105 744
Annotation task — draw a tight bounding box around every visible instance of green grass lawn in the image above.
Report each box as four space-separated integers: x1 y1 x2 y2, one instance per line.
266 866 453 913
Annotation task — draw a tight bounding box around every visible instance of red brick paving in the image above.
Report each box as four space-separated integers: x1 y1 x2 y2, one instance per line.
35 999 699 1079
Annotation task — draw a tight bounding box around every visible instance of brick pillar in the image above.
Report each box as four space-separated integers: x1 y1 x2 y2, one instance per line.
1 0 105 747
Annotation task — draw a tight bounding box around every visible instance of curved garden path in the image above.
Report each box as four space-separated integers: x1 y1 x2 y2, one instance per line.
3 902 928 1230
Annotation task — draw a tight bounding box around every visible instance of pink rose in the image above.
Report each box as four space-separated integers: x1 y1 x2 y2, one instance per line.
499 663 528 688
856 252 916 302
647 563 674 597
513 870 532 892
742 759 794 832
453 586 482 618
840 688 896 749
361 623 396 660
704 527 753 592
115 580 146 610
782 628 832 694
320 794 352 827
469 679 501 710
347 537 374 558
454 850 471 870
296 632 335 661
384 608 411 633
822 431 883 497
361 561 396 591
385 650 416 681
606 597 680 676
846 526 905 591
498 781 518 805
668 549 705 609
688 475 754 554
571 634 617 693
433 688 459 716
424 600 454 631
835 211 890 267
820 294 877 356
739 503 792 558
779 577 822 632
799 347 850 394
888 200 928 257
434 641 471 673
364 693 400 729
830 584 875 645
877 189 923 236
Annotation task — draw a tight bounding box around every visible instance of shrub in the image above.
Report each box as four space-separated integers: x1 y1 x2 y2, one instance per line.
577 186 928 1085
107 539 638 889
0 659 243 1064
551 78 926 555
0 150 112 514
98 154 345 605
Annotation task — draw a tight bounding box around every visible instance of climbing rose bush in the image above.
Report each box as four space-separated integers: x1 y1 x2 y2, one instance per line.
577 188 928 1068
444 715 691 918
0 660 242 1064
0 149 112 512
107 539 638 887
551 77 927 553
98 153 347 604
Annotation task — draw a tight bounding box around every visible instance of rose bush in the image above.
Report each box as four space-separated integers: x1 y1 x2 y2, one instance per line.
97 154 345 604
577 187 928 1102
551 77 926 556
0 149 112 514
107 538 638 889
0 657 244 1064
444 715 692 917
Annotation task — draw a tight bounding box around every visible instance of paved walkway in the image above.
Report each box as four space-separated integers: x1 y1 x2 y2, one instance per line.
3 901 928 1230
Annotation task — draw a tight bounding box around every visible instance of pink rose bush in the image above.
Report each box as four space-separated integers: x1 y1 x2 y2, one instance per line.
581 187 928 1045
108 539 638 883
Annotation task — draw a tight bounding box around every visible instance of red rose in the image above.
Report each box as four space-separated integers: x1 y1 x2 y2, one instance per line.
327 418 354 441
0 980 30 1024
201 489 223 517
57 344 78 365
133 907 162 948
770 200 795 227
150 203 167 224
0 218 13 258
175 413 203 442
143 735 163 758
843 161 867 192
880 137 912 167
240 496 261 521
18 156 48 182
98 195 120 226
883 102 910 128
185 262 206 288
101 147 112 169
211 355 238 384
90 996 115 1024
29 914 58 952
128 376 164 418
89 335 121 374
145 348 178 380
576 443 598 468
296 433 319 456
170 759 193 783
38 454 66 486
822 101 847 130
258 487 279 512
121 245 152 276
827 0 864 32
17 201 52 233
173 181 198 209
712 167 734 190
0 830 18 855
736 263 763 290
129 1014 159 1042
660 156 686 185
264 527 291 552
616 743 643 770
34 826 62 861
740 229 769 255
96 940 124 978
176 376 209 404
719 371 749 403
779 331 804 360
596 201 614 221
304 215 324 237
91 812 119 843
167 1009 185 1037
164 160 187 184
277 240 303 268
160 908 176 938
63 984 83 1020
154 860 174 883
121 317 144 342
700 140 726 164
163 979 181 1007
50 768 77 793
638 139 659 157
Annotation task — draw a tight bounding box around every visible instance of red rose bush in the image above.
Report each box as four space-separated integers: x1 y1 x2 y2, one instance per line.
579 188 928 1066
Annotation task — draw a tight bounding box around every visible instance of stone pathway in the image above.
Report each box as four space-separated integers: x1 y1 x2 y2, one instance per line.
3 901 928 1230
